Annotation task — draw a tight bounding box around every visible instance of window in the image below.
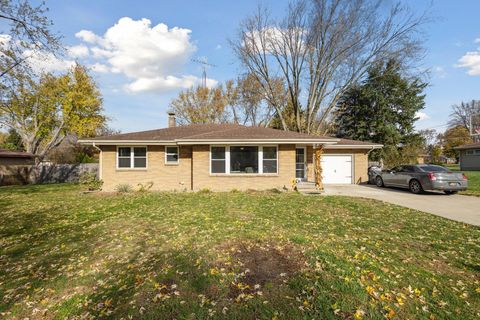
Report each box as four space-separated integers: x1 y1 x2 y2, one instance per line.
230 146 258 173
474 149 480 155
211 146 226 173
117 147 147 169
165 146 179 164
263 146 277 173
418 165 448 172
209 146 278 174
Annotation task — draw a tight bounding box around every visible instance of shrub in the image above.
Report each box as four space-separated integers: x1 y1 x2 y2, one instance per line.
79 171 103 191
115 184 132 193
137 182 154 192
198 188 211 194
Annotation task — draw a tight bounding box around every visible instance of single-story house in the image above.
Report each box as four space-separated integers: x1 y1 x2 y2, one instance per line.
0 148 35 165
79 114 382 191
455 143 480 170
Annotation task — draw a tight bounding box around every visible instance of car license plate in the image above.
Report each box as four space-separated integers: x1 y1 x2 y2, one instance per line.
449 182 458 186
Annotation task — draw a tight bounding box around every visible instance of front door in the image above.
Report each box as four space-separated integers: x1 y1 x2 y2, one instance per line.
295 148 306 181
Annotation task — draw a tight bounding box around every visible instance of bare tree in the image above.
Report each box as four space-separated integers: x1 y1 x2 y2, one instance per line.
231 0 427 133
448 100 480 132
0 0 61 78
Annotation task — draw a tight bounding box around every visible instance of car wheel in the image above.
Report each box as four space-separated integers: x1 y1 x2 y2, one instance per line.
375 176 384 187
409 179 423 194
444 191 458 195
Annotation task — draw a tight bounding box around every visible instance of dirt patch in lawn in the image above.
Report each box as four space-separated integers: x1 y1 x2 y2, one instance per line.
216 241 306 299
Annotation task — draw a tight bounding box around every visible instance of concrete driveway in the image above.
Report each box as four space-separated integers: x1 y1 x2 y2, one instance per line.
323 184 480 226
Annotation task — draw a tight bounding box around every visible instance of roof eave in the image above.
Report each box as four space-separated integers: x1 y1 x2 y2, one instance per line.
79 138 340 145
324 144 383 149
175 138 339 145
78 139 177 145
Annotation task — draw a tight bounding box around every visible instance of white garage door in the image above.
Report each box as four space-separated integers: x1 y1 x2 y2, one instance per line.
321 155 353 184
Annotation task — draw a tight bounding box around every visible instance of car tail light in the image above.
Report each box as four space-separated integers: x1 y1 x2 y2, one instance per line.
428 172 436 181
462 173 468 181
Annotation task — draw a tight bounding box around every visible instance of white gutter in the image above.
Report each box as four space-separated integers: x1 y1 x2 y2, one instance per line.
324 144 383 149
78 140 176 145
79 138 340 146
176 139 339 145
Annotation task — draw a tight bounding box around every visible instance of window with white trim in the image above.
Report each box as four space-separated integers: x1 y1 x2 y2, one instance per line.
209 146 278 174
117 147 147 168
262 146 277 173
165 146 179 163
211 146 226 173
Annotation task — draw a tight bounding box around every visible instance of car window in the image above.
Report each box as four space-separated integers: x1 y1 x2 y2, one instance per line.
402 166 414 173
391 166 401 172
419 165 448 172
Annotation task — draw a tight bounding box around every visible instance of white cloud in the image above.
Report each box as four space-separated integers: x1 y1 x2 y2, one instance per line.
215 44 222 50
67 44 89 58
415 111 430 121
433 66 447 79
23 50 75 73
125 75 217 93
89 62 110 73
74 17 205 92
75 30 102 44
456 51 480 75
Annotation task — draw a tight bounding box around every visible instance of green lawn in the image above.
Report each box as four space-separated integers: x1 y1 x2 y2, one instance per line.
0 184 479 320
445 164 480 196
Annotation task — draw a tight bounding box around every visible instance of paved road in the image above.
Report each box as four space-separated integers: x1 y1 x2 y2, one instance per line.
323 184 480 226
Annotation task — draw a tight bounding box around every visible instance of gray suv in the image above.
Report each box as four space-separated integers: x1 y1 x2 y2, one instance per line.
375 164 468 195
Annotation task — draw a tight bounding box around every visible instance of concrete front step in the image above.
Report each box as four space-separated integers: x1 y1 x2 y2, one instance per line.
296 182 323 195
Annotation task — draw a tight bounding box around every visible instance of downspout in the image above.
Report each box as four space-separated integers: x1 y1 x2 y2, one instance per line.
92 142 102 180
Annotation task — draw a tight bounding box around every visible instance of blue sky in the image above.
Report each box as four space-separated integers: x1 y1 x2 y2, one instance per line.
44 0 480 133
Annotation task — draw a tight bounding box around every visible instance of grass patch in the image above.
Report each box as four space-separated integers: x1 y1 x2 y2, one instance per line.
0 183 479 319
446 164 480 196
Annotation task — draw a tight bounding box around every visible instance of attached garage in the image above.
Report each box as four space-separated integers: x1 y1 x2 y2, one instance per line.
321 154 353 184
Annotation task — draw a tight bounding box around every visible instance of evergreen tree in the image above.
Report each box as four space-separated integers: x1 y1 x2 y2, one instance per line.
1 128 24 151
334 59 427 164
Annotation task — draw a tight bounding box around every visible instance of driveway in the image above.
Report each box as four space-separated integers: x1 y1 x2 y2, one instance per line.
323 184 480 226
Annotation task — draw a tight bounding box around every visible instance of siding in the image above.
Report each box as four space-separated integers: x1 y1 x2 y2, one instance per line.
459 150 480 170
0 157 35 165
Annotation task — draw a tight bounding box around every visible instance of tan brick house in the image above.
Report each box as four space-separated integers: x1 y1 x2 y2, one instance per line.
79 115 381 191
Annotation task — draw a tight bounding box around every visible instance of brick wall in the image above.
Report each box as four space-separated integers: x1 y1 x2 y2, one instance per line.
100 145 192 191
191 144 295 191
99 144 370 191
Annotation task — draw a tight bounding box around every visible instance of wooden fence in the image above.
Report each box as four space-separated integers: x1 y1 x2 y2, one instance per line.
0 163 99 186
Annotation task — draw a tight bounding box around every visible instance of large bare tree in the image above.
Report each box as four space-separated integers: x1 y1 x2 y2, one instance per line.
448 100 480 132
231 0 427 133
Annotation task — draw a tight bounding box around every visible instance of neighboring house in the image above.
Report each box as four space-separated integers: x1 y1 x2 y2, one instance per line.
79 114 382 191
0 149 35 165
455 143 480 170
0 149 35 186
